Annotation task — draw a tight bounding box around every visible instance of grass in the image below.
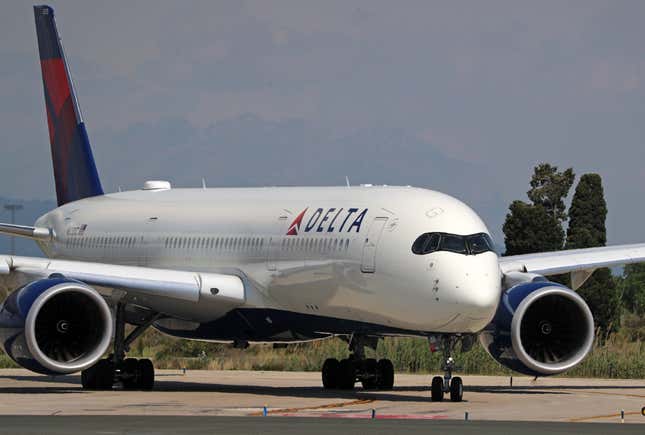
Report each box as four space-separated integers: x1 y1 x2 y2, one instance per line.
121 328 645 379
2 325 645 378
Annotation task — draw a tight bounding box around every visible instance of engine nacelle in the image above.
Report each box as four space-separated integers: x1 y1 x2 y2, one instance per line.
0 277 112 375
479 281 594 376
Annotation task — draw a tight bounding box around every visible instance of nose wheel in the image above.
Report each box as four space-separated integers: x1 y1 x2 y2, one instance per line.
430 335 466 402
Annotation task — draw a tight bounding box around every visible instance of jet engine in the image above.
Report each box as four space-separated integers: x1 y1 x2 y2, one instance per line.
479 280 594 376
0 277 112 375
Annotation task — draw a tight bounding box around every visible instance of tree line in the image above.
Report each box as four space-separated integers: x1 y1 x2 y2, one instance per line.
503 163 645 338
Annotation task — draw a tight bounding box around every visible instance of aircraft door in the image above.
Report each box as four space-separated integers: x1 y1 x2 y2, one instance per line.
361 217 388 273
267 215 289 271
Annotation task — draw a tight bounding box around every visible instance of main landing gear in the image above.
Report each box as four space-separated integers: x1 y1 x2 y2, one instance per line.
81 303 161 391
430 335 472 402
321 335 394 390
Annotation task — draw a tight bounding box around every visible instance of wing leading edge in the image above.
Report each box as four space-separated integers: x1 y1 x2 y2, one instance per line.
499 243 645 288
0 255 245 318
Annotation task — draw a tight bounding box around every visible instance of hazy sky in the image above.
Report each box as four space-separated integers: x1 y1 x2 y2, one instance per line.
1 0 644 246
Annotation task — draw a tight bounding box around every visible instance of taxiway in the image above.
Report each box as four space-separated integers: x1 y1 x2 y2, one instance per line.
0 369 643 428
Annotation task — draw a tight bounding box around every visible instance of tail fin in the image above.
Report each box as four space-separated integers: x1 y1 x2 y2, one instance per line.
34 5 103 206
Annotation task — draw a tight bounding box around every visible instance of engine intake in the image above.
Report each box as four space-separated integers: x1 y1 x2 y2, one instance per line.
480 281 594 376
0 277 113 374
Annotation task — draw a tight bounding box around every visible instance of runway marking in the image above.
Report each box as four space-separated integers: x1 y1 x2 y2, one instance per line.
248 399 375 416
515 386 645 400
568 410 643 422
273 412 449 420
568 390 645 399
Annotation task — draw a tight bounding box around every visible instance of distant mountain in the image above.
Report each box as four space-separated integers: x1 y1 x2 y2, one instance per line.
0 197 56 257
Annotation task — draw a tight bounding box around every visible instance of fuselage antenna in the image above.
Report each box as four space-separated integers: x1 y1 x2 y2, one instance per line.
345 176 351 188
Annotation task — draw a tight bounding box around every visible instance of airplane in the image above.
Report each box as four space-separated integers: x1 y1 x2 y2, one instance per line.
1 4 644 402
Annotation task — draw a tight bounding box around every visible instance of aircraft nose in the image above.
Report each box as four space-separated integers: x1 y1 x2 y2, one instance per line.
435 253 501 327
461 258 501 311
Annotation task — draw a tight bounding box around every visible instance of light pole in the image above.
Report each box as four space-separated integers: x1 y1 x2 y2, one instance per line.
4 204 23 255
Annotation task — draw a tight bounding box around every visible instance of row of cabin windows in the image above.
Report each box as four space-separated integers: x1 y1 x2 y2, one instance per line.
65 235 352 254
66 235 137 249
164 236 265 250
281 237 350 252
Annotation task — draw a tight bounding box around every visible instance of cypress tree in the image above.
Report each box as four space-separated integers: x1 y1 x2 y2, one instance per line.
566 174 620 336
620 263 645 317
502 164 574 257
503 201 564 256
527 163 575 223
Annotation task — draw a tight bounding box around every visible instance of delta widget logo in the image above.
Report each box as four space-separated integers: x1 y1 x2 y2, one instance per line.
286 207 368 235
286 208 308 235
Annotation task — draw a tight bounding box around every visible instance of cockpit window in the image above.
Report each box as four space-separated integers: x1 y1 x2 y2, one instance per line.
411 233 440 255
440 234 468 254
411 232 494 256
467 233 494 255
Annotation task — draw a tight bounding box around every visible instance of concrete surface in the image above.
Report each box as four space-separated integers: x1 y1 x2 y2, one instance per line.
0 369 643 425
0 416 642 435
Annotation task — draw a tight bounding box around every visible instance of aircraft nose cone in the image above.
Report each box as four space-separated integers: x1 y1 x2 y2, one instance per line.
435 252 501 330
462 260 501 312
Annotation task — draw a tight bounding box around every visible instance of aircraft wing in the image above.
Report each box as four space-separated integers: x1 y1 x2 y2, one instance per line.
499 243 645 289
0 255 245 310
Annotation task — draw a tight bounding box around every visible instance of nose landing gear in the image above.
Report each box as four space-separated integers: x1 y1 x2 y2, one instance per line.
321 335 394 390
430 335 469 402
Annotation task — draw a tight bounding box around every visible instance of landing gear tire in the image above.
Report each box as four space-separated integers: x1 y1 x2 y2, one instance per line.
121 358 140 390
338 359 356 390
81 304 160 391
322 358 340 389
138 358 155 391
81 365 96 390
450 376 463 402
121 358 155 391
82 358 155 391
376 359 394 390
81 359 114 390
360 358 378 389
324 335 395 392
431 376 444 402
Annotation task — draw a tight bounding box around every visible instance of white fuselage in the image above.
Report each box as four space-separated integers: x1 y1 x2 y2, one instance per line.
34 185 502 337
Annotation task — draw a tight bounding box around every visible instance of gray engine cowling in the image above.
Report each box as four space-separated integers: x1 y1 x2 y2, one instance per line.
0 277 113 375
479 280 594 376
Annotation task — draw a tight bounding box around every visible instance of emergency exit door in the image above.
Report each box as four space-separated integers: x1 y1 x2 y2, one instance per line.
361 217 388 273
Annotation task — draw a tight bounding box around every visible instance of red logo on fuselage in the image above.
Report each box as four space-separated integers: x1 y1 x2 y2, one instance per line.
286 208 308 235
